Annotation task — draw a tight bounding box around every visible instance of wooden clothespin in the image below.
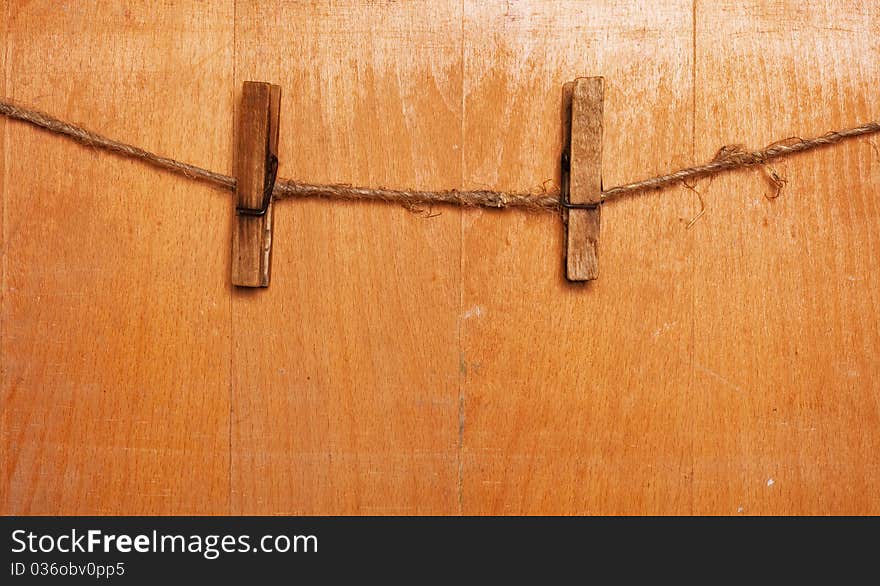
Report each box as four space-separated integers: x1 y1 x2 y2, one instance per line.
561 77 604 281
232 81 281 287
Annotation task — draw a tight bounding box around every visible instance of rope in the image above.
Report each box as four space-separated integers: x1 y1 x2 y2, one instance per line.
2 98 877 212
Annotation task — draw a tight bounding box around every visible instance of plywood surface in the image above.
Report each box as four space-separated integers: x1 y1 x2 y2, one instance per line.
2 0 878 515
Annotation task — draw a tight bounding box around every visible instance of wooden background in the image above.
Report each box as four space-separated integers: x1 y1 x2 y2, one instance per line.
2 0 878 515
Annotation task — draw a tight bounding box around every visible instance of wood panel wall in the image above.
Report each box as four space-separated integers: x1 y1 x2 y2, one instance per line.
2 0 878 515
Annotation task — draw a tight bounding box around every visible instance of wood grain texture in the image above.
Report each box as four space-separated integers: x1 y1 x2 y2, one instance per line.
229 1 463 514
1 0 879 515
1 1 234 514
0 0 7 513
460 0 696 515
691 0 880 514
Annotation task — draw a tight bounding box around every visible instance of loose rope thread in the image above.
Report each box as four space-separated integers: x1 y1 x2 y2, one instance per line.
1 98 878 212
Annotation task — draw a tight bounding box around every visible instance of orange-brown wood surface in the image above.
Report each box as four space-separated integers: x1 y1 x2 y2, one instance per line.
2 1 878 515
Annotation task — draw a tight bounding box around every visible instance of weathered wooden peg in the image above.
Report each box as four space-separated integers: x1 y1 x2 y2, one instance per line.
232 81 281 287
561 77 604 281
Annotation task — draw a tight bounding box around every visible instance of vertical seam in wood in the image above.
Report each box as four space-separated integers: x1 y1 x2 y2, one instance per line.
688 0 698 516
0 0 8 514
228 0 237 517
457 0 465 517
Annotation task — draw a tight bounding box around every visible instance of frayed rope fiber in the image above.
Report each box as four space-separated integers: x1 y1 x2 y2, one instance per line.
2 98 879 212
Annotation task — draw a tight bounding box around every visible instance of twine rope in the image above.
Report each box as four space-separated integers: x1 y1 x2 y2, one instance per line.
2 98 878 212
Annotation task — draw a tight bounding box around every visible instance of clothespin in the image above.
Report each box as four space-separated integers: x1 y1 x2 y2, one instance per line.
561 77 604 281
232 81 281 287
